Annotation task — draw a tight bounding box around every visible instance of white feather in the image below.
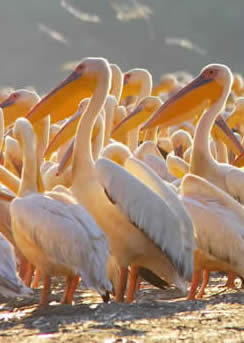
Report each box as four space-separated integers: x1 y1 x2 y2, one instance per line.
182 174 244 276
96 157 194 281
10 193 112 294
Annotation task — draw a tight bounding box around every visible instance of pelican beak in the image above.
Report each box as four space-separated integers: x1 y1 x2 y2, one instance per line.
233 151 244 167
26 70 95 125
0 98 29 128
0 98 15 109
56 139 74 176
174 144 183 158
44 109 81 159
214 115 244 155
0 189 15 202
112 104 144 139
142 75 223 130
121 77 141 100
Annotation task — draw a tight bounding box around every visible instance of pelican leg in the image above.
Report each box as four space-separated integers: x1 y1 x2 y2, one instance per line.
115 266 128 302
39 275 51 306
126 265 138 303
196 269 209 299
32 268 41 288
187 270 202 300
19 255 29 280
24 263 35 287
61 276 79 304
224 272 236 288
61 275 72 304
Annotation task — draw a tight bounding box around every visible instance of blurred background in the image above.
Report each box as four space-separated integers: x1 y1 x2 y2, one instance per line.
0 0 243 92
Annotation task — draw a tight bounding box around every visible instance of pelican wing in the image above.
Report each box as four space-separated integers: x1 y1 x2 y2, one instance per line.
182 174 244 275
10 193 111 293
225 167 244 205
96 157 194 280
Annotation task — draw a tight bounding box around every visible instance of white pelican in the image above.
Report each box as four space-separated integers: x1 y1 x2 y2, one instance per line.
182 174 244 299
10 117 111 305
25 57 194 303
142 64 244 204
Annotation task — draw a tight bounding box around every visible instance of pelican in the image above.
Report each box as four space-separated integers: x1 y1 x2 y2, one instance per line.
142 64 244 204
182 174 244 299
10 117 111 305
25 57 194 303
0 89 50 192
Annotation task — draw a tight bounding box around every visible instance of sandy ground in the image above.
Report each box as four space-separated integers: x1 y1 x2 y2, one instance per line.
0 274 244 342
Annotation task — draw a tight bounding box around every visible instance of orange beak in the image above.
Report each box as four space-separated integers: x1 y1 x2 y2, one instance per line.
26 70 95 125
45 109 82 159
112 104 144 140
142 75 222 130
213 115 244 155
56 139 74 176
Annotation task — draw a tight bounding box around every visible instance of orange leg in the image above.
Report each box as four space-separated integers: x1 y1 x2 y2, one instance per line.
187 270 202 300
39 275 51 306
225 272 236 288
61 276 80 304
126 265 138 303
32 268 41 288
19 256 29 280
196 269 209 299
24 263 35 287
115 267 128 302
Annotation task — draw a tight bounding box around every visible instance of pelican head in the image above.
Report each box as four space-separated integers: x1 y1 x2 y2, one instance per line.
13 117 35 150
142 64 233 130
152 74 177 96
226 97 244 129
170 129 192 158
232 73 244 96
121 68 152 100
0 89 40 127
26 57 111 125
112 96 161 139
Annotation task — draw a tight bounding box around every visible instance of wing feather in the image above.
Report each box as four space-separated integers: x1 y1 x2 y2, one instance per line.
10 194 111 293
96 158 194 280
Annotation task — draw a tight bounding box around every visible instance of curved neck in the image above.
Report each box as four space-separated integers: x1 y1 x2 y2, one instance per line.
18 131 38 197
136 78 152 105
0 165 20 194
92 114 105 160
104 99 117 146
214 139 228 163
72 72 110 191
190 86 229 172
110 71 123 102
